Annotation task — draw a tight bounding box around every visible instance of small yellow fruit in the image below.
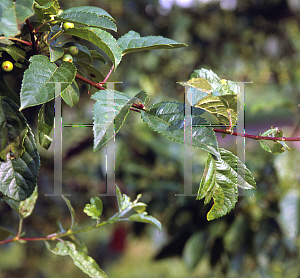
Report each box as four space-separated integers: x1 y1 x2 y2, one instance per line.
62 54 73 62
1 61 13 72
63 22 74 30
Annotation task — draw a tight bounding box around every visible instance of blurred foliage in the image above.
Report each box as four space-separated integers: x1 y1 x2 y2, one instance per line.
1 0 300 277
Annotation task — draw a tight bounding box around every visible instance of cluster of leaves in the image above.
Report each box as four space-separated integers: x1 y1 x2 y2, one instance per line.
0 0 294 277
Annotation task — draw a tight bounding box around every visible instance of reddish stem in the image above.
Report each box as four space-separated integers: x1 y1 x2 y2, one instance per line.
0 236 54 245
75 73 105 90
213 128 300 141
8 37 32 46
100 65 114 84
26 19 37 55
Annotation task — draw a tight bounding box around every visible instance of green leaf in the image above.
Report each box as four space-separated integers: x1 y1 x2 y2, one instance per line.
132 202 147 213
186 69 238 106
259 141 272 153
115 184 131 212
34 0 59 22
191 68 238 96
117 30 187 55
6 44 26 63
62 195 76 230
0 227 14 241
129 212 162 231
260 127 291 154
83 197 103 220
197 148 256 221
0 0 34 38
92 91 147 152
141 101 219 157
45 240 108 278
3 185 38 218
90 50 106 64
61 81 80 107
57 6 116 31
0 97 28 161
49 46 64 62
0 125 40 201
75 61 104 83
273 142 285 154
38 100 54 149
63 27 122 68
20 55 77 109
195 94 238 127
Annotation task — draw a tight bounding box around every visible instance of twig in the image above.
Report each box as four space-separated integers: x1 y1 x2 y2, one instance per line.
75 73 105 90
213 128 300 141
26 19 37 55
7 37 32 46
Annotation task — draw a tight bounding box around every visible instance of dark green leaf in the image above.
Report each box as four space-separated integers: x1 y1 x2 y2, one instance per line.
61 81 80 107
49 46 64 62
75 61 104 83
90 50 106 63
38 100 54 149
92 91 147 151
59 6 114 21
58 6 116 31
20 55 77 109
63 27 122 68
117 30 187 55
0 125 40 201
0 97 28 161
141 101 219 157
197 148 256 220
6 44 26 63
45 240 108 278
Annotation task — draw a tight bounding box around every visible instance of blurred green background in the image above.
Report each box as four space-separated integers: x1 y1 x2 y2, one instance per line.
1 0 300 277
